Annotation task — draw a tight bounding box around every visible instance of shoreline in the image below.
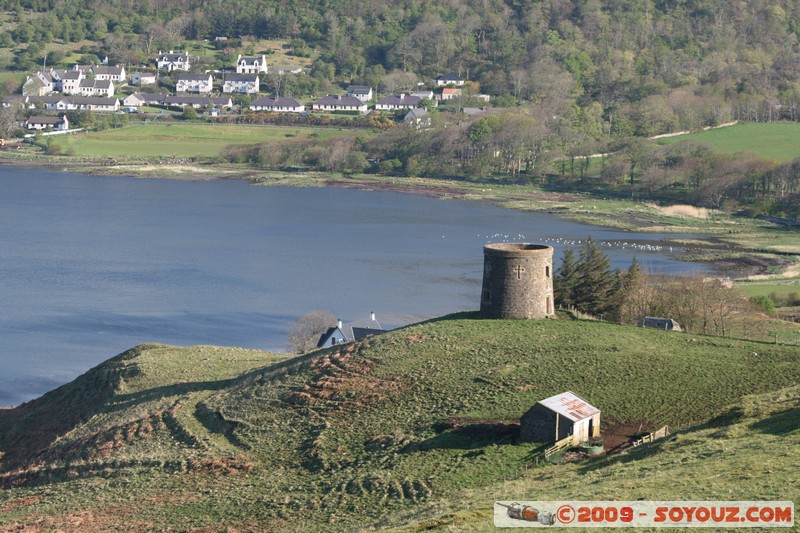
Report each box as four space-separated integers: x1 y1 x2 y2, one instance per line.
2 155 799 279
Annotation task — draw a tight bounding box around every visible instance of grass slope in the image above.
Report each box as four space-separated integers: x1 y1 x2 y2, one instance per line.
656 122 800 163
1 316 799 530
55 123 350 158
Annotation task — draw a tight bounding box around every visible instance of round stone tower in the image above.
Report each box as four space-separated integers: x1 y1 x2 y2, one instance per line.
479 243 555 319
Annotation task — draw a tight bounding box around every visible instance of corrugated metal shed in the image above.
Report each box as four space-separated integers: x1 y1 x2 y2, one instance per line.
537 391 600 422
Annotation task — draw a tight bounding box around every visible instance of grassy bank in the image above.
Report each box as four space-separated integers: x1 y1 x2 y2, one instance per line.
1 316 799 530
656 122 800 162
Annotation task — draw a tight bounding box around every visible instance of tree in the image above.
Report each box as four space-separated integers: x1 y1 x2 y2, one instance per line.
287 310 336 353
572 237 617 317
553 247 578 308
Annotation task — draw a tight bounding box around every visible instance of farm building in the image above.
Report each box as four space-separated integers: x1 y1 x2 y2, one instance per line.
519 391 600 445
637 317 682 331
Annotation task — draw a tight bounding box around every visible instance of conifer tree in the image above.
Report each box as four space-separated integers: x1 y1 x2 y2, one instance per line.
573 237 616 317
554 247 578 308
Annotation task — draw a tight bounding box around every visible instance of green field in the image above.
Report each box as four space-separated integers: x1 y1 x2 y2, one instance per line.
657 122 800 162
53 123 349 158
2 315 799 530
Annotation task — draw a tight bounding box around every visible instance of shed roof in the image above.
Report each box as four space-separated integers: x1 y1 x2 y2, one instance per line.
536 391 599 422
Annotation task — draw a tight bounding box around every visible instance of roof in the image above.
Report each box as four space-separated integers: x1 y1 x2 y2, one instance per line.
442 87 462 94
352 327 384 341
238 55 265 65
536 391 600 422
224 74 259 82
177 73 213 82
314 95 365 107
158 52 189 60
376 94 421 106
436 72 464 82
68 96 118 105
347 85 372 95
80 79 112 89
164 96 232 106
60 71 83 80
252 96 303 107
316 326 348 348
93 66 124 75
27 116 66 124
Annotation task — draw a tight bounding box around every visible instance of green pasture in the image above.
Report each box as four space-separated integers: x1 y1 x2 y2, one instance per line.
54 123 349 158
657 122 800 162
736 280 800 298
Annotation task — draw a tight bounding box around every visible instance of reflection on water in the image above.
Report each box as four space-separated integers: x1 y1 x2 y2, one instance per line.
0 168 707 405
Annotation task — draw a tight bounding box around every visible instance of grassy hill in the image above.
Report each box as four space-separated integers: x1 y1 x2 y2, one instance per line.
1 315 799 530
656 122 800 163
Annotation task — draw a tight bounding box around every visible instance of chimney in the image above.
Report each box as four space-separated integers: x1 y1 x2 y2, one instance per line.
337 319 343 329
400 93 405 99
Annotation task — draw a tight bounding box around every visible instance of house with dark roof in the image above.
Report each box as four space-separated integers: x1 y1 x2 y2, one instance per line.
223 73 260 94
236 55 268 74
25 115 69 132
346 85 373 102
157 51 191 71
250 96 305 113
316 313 386 349
375 93 421 111
312 95 368 113
58 70 84 95
92 65 126 83
78 78 115 97
435 73 465 86
175 73 214 94
23 72 55 96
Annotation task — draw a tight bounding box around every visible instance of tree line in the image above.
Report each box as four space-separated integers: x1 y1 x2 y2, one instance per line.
552 239 774 340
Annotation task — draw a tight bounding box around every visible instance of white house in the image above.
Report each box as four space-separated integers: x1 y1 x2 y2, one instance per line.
411 90 435 101
440 87 462 100
435 73 465 86
175 73 214 94
59 70 84 95
222 73 259 94
22 72 54 96
346 85 373 102
25 115 69 131
312 95 368 114
375 94 421 111
235 55 268 74
92 65 126 83
157 51 191 71
250 96 305 113
78 79 115 97
130 72 157 86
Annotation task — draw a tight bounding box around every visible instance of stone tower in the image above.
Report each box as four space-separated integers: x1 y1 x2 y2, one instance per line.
479 243 555 319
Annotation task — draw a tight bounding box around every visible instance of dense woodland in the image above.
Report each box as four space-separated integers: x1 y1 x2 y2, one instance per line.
3 0 800 217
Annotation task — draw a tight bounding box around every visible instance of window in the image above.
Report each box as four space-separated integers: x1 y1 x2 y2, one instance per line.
545 265 550 278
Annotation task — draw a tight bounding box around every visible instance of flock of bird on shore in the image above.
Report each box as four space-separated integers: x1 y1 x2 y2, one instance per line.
475 233 674 253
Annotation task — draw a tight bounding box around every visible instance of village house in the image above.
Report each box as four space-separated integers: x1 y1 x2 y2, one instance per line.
130 72 157 86
403 108 431 129
157 51 191 71
22 72 55 96
58 70 84 95
78 78 115 97
121 92 167 107
235 55 268 74
637 317 682 332
316 313 385 349
222 73 260 94
435 73 465 86
411 89 435 101
250 96 305 113
28 96 120 112
25 115 69 132
91 65 126 83
440 87 462 101
1 95 29 108
175 73 214 94
312 95 368 114
346 85 373 102
375 93 421 111
519 391 601 446
163 95 233 109
275 65 303 75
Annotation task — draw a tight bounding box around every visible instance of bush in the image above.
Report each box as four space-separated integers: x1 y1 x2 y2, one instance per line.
749 295 776 314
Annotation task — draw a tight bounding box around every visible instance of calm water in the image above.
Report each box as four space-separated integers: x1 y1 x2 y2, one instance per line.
0 167 707 405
